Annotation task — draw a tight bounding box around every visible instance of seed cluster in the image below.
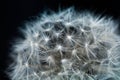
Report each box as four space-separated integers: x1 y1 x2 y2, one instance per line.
8 8 120 80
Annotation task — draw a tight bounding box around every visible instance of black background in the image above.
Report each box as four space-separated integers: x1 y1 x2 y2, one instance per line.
1 0 120 80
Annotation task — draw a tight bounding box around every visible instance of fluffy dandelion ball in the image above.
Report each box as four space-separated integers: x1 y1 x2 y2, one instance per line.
8 8 120 80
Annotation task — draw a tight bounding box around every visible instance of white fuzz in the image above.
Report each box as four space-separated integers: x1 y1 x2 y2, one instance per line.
8 7 120 80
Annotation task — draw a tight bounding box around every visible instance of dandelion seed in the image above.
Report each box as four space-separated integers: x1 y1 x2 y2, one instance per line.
55 32 60 37
34 32 39 38
34 42 39 47
25 63 29 67
56 45 62 50
44 37 49 42
67 35 72 40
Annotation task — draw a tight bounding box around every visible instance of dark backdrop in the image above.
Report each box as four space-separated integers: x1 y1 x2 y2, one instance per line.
2 0 120 80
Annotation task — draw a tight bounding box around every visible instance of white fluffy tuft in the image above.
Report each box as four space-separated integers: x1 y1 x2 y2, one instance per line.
8 7 120 80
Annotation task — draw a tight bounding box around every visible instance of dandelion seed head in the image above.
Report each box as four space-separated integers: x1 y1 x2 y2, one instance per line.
8 7 120 80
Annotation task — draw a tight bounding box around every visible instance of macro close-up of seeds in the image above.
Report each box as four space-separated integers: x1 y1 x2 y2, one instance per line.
7 8 120 80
